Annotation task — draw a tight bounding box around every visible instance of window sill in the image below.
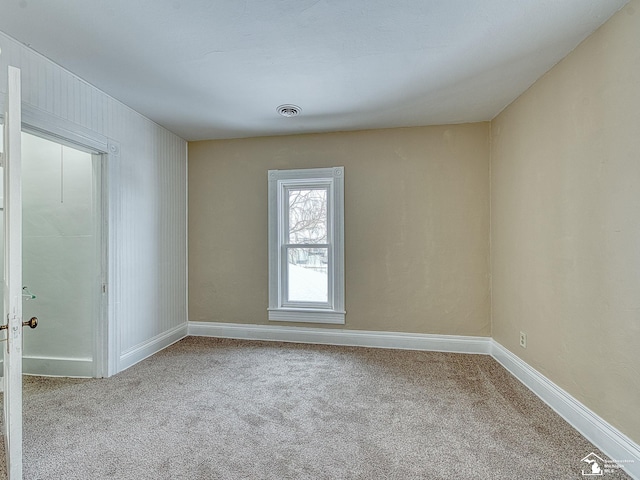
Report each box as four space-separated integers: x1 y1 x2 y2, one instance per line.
268 308 346 325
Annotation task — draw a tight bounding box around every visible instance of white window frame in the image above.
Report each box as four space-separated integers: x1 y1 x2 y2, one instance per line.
268 167 345 324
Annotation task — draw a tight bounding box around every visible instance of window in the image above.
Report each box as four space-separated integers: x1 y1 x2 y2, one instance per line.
268 167 345 324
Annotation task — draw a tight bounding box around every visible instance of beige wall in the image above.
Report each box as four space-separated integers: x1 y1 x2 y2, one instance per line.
189 124 490 336
491 1 640 443
188 0 640 447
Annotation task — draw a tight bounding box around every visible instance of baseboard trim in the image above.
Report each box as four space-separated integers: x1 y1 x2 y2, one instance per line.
24 356 94 378
0 356 94 378
491 341 639 479
188 321 638 479
188 321 491 354
119 323 188 372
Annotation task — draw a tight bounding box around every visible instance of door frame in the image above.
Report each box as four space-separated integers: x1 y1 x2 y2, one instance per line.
18 105 117 378
3 63 24 480
0 99 119 379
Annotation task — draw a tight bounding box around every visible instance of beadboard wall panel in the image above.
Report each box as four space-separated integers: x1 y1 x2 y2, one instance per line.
0 31 188 375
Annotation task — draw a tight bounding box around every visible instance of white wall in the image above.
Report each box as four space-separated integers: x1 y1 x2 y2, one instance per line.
0 30 188 375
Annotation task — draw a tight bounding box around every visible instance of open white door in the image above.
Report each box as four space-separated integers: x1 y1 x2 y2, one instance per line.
2 65 24 480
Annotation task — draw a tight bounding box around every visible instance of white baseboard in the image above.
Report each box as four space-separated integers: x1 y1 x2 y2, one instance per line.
23 356 95 378
188 321 492 354
188 321 638 479
0 356 94 378
491 341 639 480
119 323 188 372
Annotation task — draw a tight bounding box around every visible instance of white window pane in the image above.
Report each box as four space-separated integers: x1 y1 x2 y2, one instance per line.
288 188 327 244
287 247 328 302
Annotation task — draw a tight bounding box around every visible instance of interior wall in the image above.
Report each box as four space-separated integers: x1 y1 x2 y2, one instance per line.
491 0 640 444
189 124 490 336
0 30 188 373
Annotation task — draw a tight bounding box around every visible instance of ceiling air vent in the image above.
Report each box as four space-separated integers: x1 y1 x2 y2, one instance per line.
277 104 301 117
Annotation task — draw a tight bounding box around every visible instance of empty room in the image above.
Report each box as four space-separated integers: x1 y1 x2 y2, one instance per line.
0 0 638 478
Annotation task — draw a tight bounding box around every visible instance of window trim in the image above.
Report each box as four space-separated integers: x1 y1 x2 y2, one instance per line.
268 167 345 324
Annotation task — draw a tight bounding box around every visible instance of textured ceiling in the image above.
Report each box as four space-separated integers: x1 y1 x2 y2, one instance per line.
0 0 628 140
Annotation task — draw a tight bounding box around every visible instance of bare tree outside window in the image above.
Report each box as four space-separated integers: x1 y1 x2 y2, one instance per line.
288 189 327 244
287 188 329 302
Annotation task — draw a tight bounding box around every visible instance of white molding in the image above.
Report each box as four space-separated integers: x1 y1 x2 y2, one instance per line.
0 356 94 378
267 309 346 324
187 321 638 478
491 341 640 480
107 139 120 156
119 323 188 372
21 103 109 154
7 317 635 478
268 167 345 322
188 322 492 354
23 356 94 378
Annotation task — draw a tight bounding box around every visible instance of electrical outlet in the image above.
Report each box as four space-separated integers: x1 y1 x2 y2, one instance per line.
519 331 527 348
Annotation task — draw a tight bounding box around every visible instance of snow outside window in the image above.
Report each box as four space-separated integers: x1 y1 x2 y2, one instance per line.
268 167 345 324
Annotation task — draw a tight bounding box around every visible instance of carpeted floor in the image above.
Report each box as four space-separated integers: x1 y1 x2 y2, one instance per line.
0 337 633 479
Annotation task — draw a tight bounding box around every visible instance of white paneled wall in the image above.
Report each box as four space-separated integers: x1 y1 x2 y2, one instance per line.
0 30 188 375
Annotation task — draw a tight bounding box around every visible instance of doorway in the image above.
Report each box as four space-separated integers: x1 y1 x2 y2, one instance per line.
2 131 104 378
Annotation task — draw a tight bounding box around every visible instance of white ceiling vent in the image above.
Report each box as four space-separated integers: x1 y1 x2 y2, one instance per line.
277 104 301 118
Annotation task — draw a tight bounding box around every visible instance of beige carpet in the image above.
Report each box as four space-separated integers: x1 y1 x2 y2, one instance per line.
0 337 633 479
